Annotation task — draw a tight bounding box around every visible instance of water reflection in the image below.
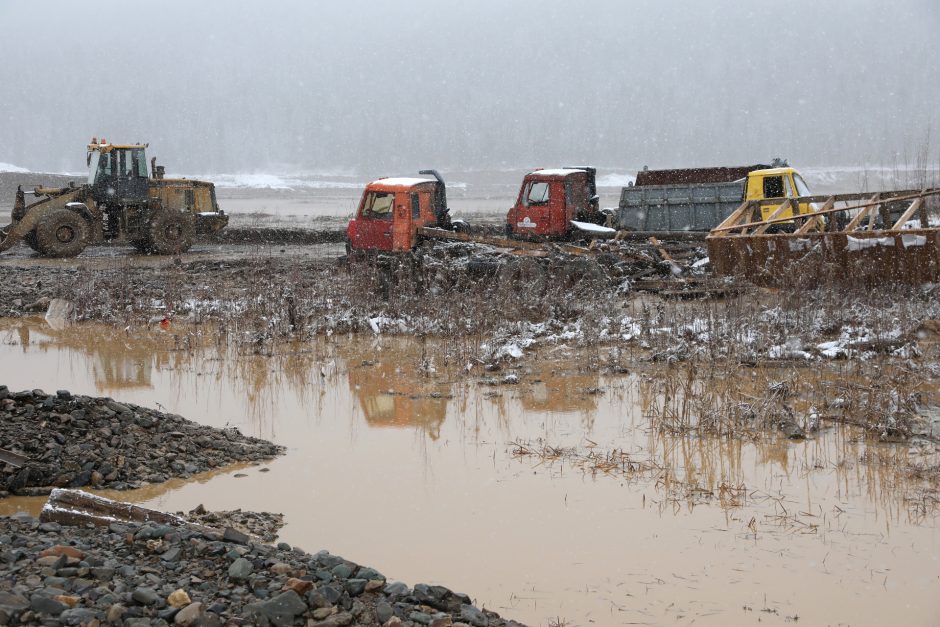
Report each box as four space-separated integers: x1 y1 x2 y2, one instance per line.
0 318 937 626
341 339 455 439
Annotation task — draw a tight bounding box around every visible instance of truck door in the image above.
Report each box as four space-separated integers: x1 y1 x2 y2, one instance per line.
514 179 552 235
391 193 414 251
353 191 395 250
112 148 149 204
565 173 590 222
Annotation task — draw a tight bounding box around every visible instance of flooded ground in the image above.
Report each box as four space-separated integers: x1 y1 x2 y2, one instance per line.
0 318 938 626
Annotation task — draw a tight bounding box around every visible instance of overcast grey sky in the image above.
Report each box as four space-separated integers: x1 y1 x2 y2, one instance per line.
1 0 938 174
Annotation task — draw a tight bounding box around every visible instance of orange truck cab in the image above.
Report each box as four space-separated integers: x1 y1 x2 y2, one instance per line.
506 167 604 239
346 169 466 252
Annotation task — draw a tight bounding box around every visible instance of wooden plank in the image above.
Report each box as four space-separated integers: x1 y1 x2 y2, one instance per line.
711 201 751 237
865 193 881 231
797 198 835 234
0 447 28 468
648 237 683 275
844 194 880 231
753 199 792 235
892 197 925 230
416 227 545 251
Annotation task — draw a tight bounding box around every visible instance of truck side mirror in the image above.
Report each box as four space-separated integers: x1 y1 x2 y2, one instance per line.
590 194 599 203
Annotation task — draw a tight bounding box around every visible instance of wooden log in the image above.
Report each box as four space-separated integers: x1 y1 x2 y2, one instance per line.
41 488 185 528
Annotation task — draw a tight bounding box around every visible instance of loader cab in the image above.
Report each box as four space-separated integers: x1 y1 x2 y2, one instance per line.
346 177 442 252
507 167 601 239
86 140 149 205
745 167 816 221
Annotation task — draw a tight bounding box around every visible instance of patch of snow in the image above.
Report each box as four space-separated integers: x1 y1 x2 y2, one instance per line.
846 236 894 251
901 234 926 248
596 173 636 187
372 177 435 187
528 168 586 177
788 239 812 252
570 220 616 234
196 173 363 190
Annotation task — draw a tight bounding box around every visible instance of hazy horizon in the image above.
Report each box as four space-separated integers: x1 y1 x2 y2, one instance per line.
1 0 938 175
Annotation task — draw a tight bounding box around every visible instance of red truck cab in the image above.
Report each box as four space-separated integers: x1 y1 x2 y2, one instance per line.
506 167 602 239
347 171 456 252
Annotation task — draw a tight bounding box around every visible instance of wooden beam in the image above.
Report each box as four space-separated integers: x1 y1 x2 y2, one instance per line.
753 199 792 235
865 193 881 231
711 200 752 237
797 198 835 234
844 194 880 232
891 197 925 230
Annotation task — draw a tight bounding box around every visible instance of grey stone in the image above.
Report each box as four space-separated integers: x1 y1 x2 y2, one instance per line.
459 604 489 627
131 587 159 606
29 595 66 616
106 401 132 414
409 611 433 625
344 579 366 597
318 585 342 605
0 592 29 611
59 608 101 625
222 527 250 545
330 563 354 579
316 553 344 568
174 602 205 626
384 582 409 598
161 547 181 563
244 590 307 627
315 612 353 627
357 567 384 581
227 557 253 581
375 601 394 623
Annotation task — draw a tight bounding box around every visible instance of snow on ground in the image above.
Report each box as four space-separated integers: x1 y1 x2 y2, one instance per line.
0 162 31 173
190 173 363 191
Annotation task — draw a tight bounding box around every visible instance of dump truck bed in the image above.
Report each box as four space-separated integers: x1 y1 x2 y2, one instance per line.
615 180 745 232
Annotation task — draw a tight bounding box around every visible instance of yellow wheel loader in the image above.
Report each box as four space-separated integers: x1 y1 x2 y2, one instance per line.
1 139 228 257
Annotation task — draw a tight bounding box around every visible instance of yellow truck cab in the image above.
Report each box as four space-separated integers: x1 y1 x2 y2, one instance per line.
744 167 816 221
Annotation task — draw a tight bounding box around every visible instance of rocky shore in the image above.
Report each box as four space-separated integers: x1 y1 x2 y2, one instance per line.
0 510 521 626
0 387 284 497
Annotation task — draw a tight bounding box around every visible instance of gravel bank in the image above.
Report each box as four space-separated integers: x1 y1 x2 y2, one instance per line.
0 510 523 626
0 387 284 498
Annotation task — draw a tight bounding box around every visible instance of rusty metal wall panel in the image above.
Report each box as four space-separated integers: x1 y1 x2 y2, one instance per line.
706 230 940 287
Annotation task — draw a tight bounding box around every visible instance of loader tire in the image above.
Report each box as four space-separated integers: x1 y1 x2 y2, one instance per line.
24 231 41 253
146 210 194 255
34 209 88 258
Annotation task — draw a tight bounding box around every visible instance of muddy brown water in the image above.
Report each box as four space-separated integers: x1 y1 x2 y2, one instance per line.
0 318 938 626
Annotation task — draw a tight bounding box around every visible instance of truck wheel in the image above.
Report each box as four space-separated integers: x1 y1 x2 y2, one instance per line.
34 209 88 258
146 211 194 255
